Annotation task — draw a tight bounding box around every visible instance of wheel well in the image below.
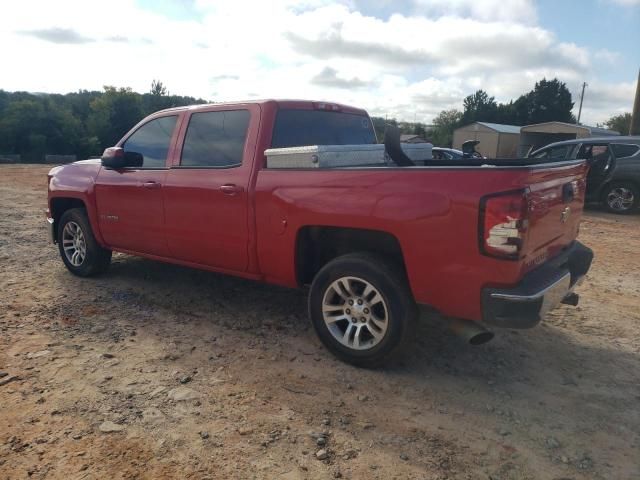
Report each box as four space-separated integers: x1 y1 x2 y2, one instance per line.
295 226 407 286
50 198 86 236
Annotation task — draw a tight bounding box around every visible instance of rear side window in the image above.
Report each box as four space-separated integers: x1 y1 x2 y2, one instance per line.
612 143 640 158
123 115 177 168
181 110 250 167
271 109 377 148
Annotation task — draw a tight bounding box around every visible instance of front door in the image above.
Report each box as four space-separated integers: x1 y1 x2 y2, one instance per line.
95 114 179 256
162 105 258 271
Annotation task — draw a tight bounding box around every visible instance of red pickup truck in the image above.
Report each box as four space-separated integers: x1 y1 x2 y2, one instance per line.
47 99 593 366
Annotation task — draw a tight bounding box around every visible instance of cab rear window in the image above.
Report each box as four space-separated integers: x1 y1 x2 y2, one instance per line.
271 109 377 148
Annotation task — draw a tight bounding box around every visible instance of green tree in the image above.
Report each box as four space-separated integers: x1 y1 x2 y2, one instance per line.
0 85 208 162
521 78 575 124
0 96 82 161
87 86 144 147
150 79 168 96
370 116 398 143
602 112 631 135
412 123 426 137
462 90 498 124
430 109 463 147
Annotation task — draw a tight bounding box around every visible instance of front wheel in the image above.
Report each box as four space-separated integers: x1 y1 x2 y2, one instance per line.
57 208 112 276
308 253 416 367
602 182 639 214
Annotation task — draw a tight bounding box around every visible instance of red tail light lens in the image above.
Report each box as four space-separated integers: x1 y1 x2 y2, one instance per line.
479 190 529 260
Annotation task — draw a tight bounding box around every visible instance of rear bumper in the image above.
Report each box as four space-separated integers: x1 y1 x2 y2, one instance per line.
482 241 593 329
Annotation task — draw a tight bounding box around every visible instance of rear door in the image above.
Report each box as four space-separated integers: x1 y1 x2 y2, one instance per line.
162 105 259 271
576 143 615 196
95 115 179 256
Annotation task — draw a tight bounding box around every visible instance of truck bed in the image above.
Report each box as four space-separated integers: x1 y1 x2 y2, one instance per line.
255 159 588 321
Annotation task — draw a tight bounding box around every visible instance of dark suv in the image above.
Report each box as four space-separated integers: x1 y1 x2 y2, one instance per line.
530 136 640 213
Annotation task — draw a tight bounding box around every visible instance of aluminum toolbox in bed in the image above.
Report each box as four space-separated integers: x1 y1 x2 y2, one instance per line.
265 143 432 169
401 143 433 165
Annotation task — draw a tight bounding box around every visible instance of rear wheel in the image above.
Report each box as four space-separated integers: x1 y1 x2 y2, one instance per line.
57 208 112 276
602 182 639 214
308 253 416 367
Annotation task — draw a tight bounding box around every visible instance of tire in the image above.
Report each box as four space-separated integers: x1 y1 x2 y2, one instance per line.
57 208 112 276
601 182 639 214
308 253 417 367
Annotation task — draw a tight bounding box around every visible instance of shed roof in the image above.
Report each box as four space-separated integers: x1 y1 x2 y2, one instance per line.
521 121 619 136
476 122 521 134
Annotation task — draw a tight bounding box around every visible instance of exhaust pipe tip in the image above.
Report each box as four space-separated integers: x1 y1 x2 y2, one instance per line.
561 292 579 307
468 330 494 345
449 318 494 345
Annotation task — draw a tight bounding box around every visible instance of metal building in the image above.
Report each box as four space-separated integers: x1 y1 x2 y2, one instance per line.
452 122 521 158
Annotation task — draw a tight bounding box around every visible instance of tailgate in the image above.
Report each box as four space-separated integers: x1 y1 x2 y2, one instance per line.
521 161 588 272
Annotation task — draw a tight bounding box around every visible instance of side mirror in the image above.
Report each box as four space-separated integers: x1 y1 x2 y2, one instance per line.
101 147 144 169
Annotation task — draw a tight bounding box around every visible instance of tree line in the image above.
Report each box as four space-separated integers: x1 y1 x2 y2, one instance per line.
0 81 205 162
373 78 630 147
0 78 631 160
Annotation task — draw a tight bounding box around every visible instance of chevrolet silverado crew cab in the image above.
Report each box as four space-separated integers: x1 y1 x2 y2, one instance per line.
47 100 593 366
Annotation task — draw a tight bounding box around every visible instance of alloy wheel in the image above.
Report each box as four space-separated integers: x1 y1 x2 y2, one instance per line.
606 187 634 212
62 221 87 266
321 276 388 350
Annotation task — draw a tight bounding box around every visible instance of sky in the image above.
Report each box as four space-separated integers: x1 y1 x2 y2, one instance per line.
1 0 638 126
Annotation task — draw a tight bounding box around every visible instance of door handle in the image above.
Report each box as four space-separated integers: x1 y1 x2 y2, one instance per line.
142 181 161 189
220 184 243 195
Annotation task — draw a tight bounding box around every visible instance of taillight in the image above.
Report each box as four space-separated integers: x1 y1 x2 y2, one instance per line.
479 190 529 260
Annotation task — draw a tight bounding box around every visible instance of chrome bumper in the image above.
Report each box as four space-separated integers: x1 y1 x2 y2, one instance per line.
482 242 593 329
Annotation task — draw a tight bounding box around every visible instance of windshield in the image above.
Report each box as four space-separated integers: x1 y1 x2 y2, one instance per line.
271 109 377 148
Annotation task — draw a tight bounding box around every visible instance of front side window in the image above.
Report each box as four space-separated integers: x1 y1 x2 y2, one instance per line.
123 115 177 168
181 110 250 167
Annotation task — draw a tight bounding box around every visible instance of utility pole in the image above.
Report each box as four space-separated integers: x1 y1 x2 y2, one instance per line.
630 68 640 135
577 82 588 124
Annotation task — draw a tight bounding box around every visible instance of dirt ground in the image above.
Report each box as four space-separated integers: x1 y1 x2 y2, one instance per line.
1 164 639 480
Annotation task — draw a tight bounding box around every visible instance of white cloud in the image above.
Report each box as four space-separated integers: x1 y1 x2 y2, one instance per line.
0 0 634 126
413 0 538 23
607 0 640 5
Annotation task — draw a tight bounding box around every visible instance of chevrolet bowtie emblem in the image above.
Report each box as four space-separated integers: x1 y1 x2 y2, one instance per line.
560 206 571 223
